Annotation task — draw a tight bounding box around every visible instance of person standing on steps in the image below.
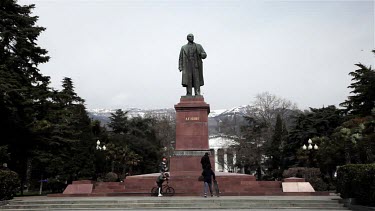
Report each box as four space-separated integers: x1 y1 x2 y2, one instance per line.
201 166 216 197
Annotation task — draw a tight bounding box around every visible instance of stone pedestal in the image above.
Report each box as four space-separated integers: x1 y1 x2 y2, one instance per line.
174 96 210 150
171 96 212 172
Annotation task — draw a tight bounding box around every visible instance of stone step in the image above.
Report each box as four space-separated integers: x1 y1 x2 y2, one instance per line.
2 196 348 210
2 204 347 210
92 186 126 190
0 209 349 211
2 200 348 210
7 199 342 204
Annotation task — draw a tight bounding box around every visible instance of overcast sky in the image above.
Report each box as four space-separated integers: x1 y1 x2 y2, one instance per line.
19 0 375 110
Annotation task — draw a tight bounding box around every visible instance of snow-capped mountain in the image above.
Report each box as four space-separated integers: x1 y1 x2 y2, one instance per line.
87 106 248 135
212 105 248 117
88 105 248 120
87 108 176 125
88 108 175 118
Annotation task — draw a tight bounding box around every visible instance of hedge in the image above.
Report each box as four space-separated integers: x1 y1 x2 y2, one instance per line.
0 170 20 200
337 164 375 206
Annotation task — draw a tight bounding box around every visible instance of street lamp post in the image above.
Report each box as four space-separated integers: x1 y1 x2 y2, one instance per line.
96 140 106 151
302 139 318 167
95 140 107 177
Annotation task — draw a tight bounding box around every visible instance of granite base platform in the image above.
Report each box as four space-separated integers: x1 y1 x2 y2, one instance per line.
49 173 329 197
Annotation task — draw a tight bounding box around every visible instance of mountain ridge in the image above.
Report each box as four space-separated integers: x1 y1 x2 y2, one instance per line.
87 106 248 136
87 105 248 119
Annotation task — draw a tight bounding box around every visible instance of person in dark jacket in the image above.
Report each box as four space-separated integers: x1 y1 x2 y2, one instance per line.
200 152 211 169
201 166 216 197
159 157 169 173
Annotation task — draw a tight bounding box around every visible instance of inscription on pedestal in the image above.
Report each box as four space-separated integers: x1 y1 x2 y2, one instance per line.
174 150 210 156
185 117 199 121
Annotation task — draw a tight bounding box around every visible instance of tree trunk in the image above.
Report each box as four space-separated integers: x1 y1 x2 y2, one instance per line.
256 165 262 180
122 163 126 175
345 142 351 164
366 146 374 163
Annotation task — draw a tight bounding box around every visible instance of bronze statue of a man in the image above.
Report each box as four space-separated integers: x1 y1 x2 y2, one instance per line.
179 34 207 96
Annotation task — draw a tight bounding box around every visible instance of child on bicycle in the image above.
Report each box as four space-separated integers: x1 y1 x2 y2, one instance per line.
156 172 169 197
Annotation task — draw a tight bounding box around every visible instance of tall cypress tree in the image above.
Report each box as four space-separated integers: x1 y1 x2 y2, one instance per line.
266 114 283 177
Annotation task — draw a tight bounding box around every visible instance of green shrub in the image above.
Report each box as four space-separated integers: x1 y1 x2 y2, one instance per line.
47 178 66 193
283 167 328 191
104 172 118 182
308 177 328 191
283 167 321 178
337 164 375 206
0 170 20 200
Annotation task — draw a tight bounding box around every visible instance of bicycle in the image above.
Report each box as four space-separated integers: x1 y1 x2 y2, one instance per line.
150 181 175 196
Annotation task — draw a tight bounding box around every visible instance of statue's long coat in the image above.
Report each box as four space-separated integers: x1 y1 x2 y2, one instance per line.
178 43 207 87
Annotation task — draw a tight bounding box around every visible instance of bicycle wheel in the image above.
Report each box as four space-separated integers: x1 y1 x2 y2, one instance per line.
150 187 158 196
164 186 175 196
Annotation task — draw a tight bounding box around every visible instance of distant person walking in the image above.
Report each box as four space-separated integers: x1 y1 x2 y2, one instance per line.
200 152 211 169
201 166 216 197
159 157 169 173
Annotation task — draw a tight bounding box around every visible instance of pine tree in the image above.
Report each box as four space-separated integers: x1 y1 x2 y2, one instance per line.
34 78 95 181
52 78 94 179
108 109 129 134
0 0 51 193
340 50 375 116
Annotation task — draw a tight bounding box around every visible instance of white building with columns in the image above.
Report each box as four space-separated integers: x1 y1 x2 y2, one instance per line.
209 135 239 172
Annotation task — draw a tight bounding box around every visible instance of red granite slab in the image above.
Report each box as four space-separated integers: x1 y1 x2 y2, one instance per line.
63 184 93 194
283 177 306 182
72 180 94 184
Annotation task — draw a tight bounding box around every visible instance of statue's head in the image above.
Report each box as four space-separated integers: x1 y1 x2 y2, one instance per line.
187 33 194 43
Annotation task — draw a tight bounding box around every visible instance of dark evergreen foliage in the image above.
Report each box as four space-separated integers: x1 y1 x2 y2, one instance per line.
265 114 286 179
108 109 129 134
0 0 51 194
340 51 375 116
285 106 344 166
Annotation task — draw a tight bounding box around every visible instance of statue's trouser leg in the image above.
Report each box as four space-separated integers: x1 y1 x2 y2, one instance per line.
194 84 200 96
186 86 192 96
193 67 200 95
